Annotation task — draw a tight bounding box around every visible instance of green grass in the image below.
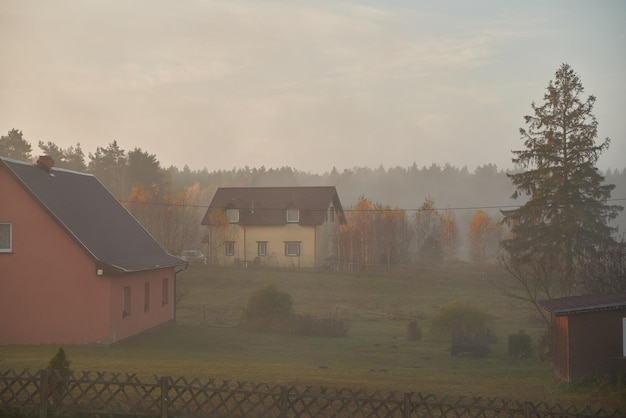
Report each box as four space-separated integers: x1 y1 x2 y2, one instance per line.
1 264 623 410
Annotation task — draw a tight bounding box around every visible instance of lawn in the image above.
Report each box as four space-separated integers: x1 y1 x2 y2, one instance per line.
1 264 623 410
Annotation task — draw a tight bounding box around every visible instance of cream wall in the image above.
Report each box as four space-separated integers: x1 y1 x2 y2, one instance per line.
208 204 339 269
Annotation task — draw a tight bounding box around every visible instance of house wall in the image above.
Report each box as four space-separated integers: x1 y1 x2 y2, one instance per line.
108 268 176 344
0 166 177 345
567 308 626 381
314 204 338 267
0 166 111 344
209 223 317 268
551 315 570 381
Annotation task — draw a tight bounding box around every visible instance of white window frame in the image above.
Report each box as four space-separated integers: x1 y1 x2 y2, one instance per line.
226 208 239 223
257 241 267 257
286 208 299 223
0 223 11 253
329 206 335 222
285 241 300 257
225 241 235 256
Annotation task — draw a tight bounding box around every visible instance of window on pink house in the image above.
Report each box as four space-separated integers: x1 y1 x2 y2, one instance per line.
123 286 131 318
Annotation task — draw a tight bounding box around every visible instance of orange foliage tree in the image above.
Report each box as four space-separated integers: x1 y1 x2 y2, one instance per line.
468 210 502 266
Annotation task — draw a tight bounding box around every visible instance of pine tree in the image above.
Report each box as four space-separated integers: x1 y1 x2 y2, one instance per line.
501 64 622 321
0 129 32 161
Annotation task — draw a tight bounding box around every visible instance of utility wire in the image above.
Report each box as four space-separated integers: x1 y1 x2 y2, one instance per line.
118 197 626 213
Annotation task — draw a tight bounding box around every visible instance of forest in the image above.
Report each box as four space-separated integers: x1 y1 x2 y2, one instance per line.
2 128 626 267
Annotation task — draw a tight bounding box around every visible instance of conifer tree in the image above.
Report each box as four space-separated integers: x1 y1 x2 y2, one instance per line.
501 64 622 322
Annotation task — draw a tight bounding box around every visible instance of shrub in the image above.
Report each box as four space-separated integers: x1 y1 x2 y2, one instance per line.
407 320 422 341
244 284 294 332
47 346 71 376
47 347 72 406
508 330 533 360
432 301 494 357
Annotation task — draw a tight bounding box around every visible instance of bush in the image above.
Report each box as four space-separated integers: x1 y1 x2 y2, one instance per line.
407 320 422 341
243 284 294 332
432 301 494 357
508 330 533 360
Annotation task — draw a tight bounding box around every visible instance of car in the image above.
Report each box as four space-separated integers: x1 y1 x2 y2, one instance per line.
180 250 207 264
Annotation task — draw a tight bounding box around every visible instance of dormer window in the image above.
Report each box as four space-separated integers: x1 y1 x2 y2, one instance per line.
286 208 299 223
226 208 239 223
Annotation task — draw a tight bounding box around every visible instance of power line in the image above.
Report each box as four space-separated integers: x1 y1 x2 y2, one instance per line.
119 197 626 213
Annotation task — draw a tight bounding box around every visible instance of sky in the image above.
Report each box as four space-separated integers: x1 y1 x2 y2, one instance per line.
1 0 625 174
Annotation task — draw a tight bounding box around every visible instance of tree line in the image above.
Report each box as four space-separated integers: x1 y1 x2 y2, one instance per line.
2 64 626 326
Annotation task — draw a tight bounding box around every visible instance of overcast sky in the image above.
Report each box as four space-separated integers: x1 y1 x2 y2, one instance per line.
1 1 625 173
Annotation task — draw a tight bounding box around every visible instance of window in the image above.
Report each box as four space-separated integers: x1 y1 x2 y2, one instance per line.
0 223 11 253
329 206 335 222
286 208 299 223
144 282 150 312
257 241 267 256
162 278 169 305
285 241 300 256
122 286 131 318
226 208 239 223
225 241 235 256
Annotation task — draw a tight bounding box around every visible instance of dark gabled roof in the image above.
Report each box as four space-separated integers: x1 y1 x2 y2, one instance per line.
201 186 346 226
540 293 626 316
1 157 185 273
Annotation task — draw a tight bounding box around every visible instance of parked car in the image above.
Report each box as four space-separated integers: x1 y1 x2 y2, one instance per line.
180 250 207 264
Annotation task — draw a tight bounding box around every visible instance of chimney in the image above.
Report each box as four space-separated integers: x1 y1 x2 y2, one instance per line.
37 155 55 173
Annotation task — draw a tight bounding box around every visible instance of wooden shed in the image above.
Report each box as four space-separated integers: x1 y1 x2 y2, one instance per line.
540 293 626 382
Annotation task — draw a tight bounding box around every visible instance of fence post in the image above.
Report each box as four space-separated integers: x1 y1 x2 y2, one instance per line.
161 375 169 418
39 369 48 418
403 392 413 418
279 385 288 418
523 401 533 418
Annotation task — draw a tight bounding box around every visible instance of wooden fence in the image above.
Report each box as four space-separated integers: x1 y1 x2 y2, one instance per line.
0 369 621 418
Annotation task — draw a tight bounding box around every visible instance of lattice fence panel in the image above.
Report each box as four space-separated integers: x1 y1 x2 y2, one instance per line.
168 378 284 417
0 369 40 412
1 369 624 418
47 370 163 417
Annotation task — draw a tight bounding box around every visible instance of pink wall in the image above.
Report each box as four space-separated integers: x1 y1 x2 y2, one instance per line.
108 268 176 344
0 167 176 345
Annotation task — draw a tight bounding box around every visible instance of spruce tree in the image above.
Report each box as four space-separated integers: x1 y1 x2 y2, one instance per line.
501 64 622 319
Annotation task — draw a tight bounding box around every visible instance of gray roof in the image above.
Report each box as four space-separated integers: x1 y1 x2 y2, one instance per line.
201 186 346 226
1 157 185 273
540 293 626 316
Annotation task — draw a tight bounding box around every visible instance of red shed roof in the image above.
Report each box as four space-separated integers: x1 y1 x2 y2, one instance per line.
540 293 626 316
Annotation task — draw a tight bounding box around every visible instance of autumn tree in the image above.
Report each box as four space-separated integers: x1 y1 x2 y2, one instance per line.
0 129 32 161
440 209 460 262
335 197 411 270
413 196 442 266
501 64 622 323
468 210 502 266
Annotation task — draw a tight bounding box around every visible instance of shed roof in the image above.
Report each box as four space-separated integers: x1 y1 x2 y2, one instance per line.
540 293 626 316
1 157 185 273
201 186 345 226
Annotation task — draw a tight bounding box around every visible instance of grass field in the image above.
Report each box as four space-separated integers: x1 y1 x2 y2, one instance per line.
1 264 623 410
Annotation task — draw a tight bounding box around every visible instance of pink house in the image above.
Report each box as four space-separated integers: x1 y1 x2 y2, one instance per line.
0 156 186 345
